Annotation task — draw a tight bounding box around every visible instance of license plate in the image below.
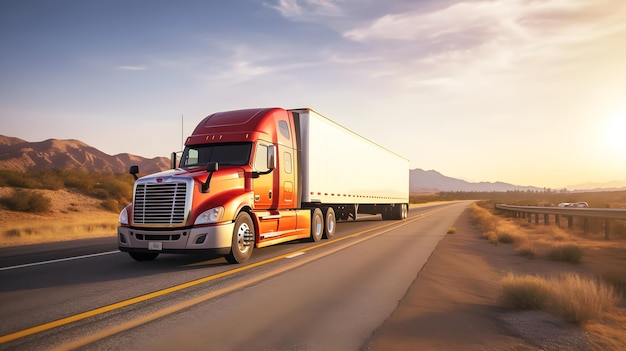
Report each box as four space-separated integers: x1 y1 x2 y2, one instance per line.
148 242 163 251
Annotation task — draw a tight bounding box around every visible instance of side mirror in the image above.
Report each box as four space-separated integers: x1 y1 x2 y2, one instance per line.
129 165 139 181
202 162 219 193
206 162 219 172
170 152 177 169
267 145 276 171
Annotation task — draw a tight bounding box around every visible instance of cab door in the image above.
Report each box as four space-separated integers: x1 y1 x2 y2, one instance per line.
252 141 281 238
252 142 274 209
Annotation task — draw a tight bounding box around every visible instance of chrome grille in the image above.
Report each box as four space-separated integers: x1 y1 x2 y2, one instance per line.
133 182 188 225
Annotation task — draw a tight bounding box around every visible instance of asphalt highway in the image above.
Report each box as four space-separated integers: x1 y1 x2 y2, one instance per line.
0 201 471 351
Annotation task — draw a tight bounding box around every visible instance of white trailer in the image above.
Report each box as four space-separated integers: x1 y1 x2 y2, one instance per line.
292 108 409 220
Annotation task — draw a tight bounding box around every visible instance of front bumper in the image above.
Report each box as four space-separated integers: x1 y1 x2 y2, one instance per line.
118 222 234 255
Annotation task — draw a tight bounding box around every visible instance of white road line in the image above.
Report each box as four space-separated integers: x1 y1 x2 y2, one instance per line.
0 251 120 271
285 252 305 259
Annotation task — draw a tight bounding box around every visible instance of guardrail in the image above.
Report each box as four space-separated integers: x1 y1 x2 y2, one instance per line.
494 204 626 240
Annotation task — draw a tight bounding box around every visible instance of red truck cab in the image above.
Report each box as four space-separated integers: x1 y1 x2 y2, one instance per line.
118 108 314 263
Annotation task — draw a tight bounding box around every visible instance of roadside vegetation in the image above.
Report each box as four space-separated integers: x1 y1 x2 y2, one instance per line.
501 272 618 325
0 169 133 212
0 189 52 213
459 194 626 350
0 169 132 246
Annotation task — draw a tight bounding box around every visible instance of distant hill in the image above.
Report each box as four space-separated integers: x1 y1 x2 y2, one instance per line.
566 180 626 192
3 135 617 193
409 168 542 193
0 135 169 174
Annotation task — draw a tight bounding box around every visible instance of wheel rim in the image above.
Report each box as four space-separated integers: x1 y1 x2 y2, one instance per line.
327 218 335 233
314 217 323 236
237 223 251 253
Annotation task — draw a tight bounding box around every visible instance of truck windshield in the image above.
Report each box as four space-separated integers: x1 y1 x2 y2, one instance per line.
180 143 252 168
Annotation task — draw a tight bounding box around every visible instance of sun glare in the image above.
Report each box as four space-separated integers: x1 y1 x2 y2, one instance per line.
605 110 626 152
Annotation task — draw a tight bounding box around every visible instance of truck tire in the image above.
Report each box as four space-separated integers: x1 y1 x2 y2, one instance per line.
392 203 408 220
323 207 336 239
129 252 159 261
225 212 255 264
310 208 324 242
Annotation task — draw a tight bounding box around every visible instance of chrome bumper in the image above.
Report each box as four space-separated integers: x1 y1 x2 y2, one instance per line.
118 222 234 252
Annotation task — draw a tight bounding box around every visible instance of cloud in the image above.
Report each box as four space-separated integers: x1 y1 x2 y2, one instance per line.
263 0 342 19
339 0 626 90
118 65 147 71
202 44 323 84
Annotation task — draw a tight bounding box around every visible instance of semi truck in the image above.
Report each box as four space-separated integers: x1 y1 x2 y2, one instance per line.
118 107 409 263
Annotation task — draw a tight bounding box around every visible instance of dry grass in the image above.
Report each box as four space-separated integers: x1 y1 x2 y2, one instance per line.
550 274 619 324
0 187 118 247
548 243 584 264
501 273 551 310
586 310 626 351
514 238 537 257
501 273 619 325
471 204 524 246
1 218 118 247
470 200 626 347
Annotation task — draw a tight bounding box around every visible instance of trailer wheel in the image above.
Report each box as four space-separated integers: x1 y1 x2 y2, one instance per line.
225 212 255 264
129 252 159 261
310 208 324 242
391 203 408 220
323 207 336 240
401 203 408 220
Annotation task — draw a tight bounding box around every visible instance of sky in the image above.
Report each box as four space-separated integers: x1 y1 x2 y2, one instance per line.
1 0 626 189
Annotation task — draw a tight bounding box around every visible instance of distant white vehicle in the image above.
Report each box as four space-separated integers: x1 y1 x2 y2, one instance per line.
557 202 589 208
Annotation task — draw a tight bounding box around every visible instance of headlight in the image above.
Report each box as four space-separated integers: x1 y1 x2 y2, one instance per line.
119 207 129 225
194 206 224 225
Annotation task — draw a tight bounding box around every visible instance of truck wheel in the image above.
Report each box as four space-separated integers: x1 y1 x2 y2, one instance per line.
129 252 159 261
225 212 255 264
391 203 408 220
401 203 408 220
323 207 336 240
310 208 324 242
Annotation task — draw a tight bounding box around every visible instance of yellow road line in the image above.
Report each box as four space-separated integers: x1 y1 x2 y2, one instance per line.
0 205 452 347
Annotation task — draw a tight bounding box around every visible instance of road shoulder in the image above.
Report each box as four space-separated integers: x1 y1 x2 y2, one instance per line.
362 208 592 351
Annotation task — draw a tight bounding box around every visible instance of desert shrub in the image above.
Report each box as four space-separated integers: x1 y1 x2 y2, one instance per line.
497 231 517 244
0 170 40 188
1 190 52 213
501 273 551 310
470 203 497 233
482 231 499 245
501 273 619 325
514 239 537 257
100 199 120 212
0 169 134 208
4 229 21 238
548 244 583 263
549 273 619 324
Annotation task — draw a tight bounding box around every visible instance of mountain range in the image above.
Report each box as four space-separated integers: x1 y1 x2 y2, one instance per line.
1 136 623 192
408 168 542 193
0 135 169 174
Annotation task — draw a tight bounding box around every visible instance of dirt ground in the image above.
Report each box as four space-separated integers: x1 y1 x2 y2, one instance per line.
362 208 625 351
